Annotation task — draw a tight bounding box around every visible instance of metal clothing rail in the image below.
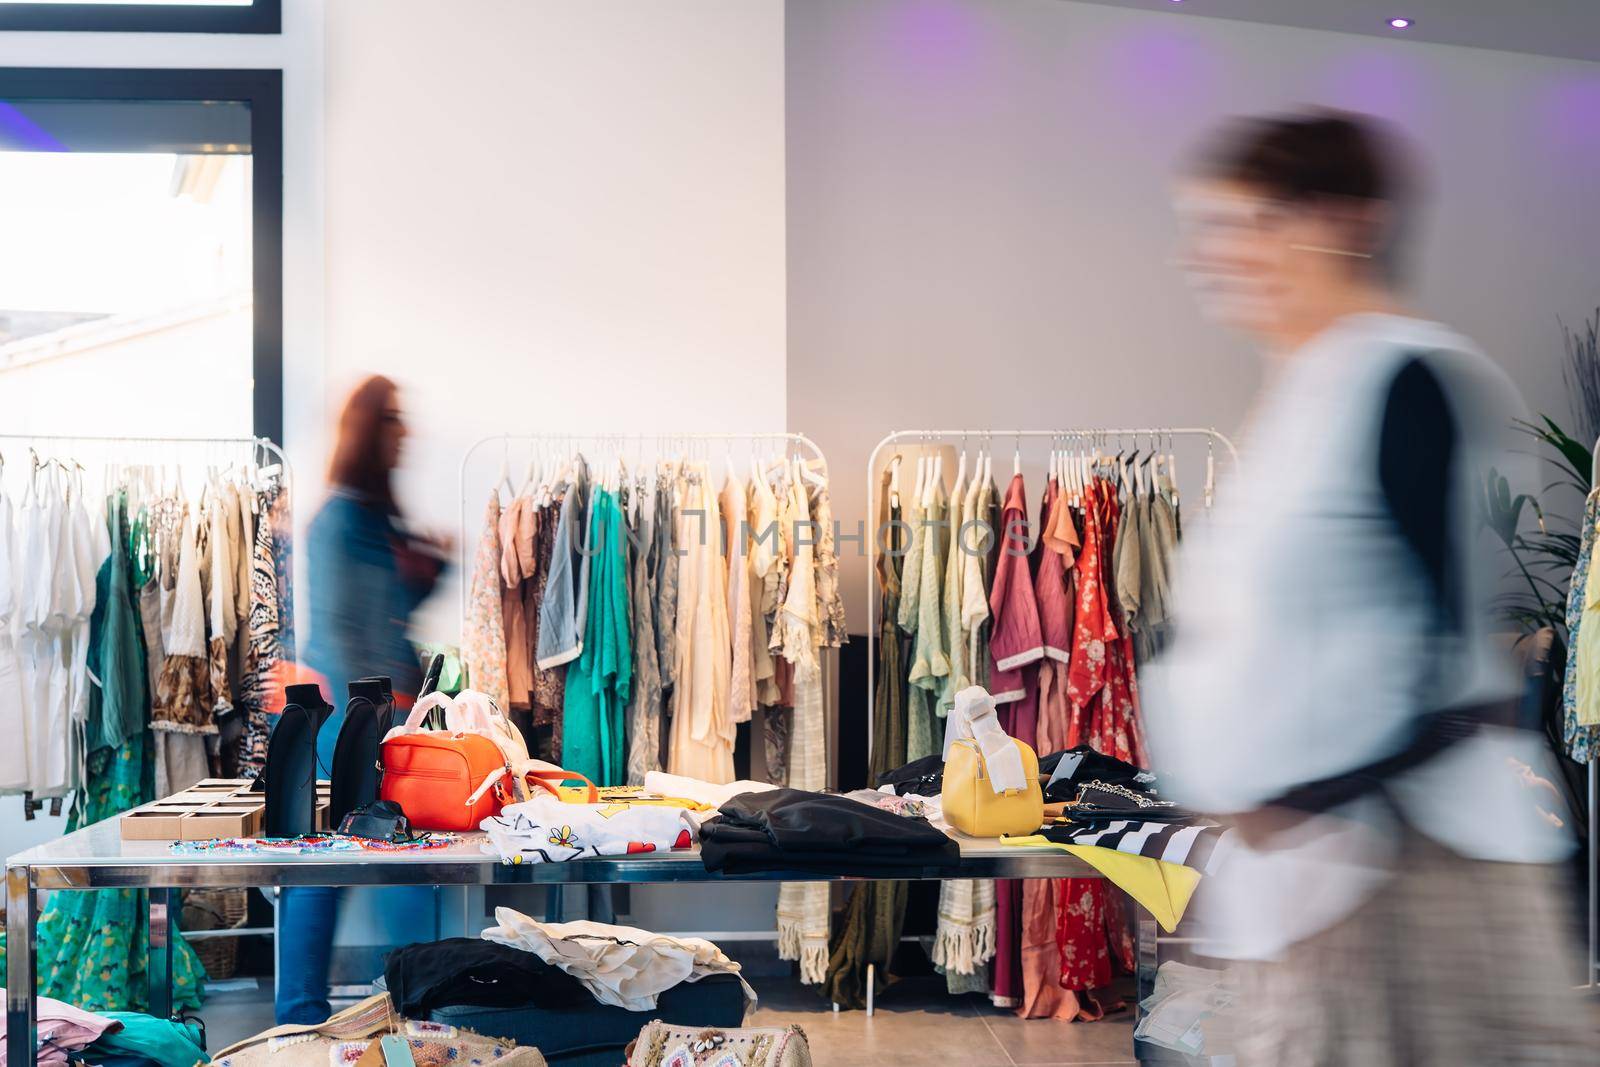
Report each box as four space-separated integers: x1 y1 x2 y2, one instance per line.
457 431 826 633
862 427 1239 766
0 433 290 483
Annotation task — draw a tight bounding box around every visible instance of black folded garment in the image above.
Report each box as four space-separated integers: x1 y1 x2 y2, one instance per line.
384 937 592 1015
876 753 944 797
700 788 961 876
1042 746 1159 802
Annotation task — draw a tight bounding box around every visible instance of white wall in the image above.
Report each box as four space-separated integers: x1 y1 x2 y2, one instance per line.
321 0 788 937
323 0 789 648
786 0 1600 634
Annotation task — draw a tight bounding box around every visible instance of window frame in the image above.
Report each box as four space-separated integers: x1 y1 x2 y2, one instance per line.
0 67 285 443
0 1 278 34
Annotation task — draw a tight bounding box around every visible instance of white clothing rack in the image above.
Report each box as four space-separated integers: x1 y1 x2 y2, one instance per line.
457 431 827 632
0 433 290 482
862 427 1239 767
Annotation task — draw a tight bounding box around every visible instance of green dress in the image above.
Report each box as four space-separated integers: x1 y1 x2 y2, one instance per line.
1 495 207 1013
561 487 633 786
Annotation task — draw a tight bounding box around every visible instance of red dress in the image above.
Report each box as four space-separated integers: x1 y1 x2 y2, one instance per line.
1055 479 1143 998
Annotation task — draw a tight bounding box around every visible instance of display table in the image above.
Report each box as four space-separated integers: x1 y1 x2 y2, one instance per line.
5 817 1099 1061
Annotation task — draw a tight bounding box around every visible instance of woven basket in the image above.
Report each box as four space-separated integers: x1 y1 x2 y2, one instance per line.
182 887 249 980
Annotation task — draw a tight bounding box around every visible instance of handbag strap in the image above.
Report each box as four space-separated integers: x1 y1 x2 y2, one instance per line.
950 686 1028 795
522 767 600 803
445 689 501 734
390 691 453 736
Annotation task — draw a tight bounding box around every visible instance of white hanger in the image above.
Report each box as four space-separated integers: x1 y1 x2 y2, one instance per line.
888 453 902 510
924 444 943 508
1167 436 1180 501
496 441 515 500
913 444 927 506
1204 437 1216 509
1012 434 1022 478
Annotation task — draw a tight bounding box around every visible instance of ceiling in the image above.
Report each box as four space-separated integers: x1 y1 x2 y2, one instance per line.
1069 0 1600 64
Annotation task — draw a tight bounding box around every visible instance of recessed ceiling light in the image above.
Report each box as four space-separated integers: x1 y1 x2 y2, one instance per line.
1387 17 1414 30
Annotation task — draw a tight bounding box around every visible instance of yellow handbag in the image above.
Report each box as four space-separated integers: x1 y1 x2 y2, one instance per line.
940 687 1044 838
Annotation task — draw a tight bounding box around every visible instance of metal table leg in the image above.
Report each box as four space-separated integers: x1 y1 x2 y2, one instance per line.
148 887 175 1019
5 865 37 1066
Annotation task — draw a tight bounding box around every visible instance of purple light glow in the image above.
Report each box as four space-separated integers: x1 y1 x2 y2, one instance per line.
1388 17 1413 30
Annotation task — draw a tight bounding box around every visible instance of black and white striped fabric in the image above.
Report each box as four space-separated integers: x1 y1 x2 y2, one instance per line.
1040 820 1233 876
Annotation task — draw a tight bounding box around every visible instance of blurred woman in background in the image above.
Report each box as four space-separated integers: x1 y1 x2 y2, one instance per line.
1147 111 1584 1064
276 375 446 1024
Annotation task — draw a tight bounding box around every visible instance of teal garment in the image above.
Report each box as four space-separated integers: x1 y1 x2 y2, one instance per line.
11 738 206 1012
85 1012 207 1066
561 488 633 786
87 493 147 754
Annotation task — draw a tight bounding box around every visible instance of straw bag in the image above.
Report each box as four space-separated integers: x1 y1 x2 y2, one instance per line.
211 993 547 1067
940 686 1043 838
627 1022 811 1067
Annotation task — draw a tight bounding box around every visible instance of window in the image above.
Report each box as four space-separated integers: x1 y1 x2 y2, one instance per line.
0 69 283 442
0 0 279 34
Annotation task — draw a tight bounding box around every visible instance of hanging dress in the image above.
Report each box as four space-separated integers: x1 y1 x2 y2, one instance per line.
939 465 969 715
18 468 75 797
152 512 214 736
0 482 27 793
667 467 735 783
236 482 284 778
625 475 663 784
561 485 633 787
775 469 829 986
722 475 755 724
462 494 511 710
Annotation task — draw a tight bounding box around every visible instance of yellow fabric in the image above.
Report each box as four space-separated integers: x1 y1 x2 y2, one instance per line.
941 736 1044 838
1577 530 1600 726
1002 836 1201 933
553 785 713 812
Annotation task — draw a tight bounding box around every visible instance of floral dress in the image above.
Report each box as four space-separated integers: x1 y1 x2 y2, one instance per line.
1054 479 1142 999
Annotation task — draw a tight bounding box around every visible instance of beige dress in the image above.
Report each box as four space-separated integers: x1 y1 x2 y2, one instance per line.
721 475 755 724
668 466 734 783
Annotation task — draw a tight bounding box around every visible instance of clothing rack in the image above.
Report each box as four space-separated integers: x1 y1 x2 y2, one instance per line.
456 431 828 633
862 427 1239 765
0 433 290 487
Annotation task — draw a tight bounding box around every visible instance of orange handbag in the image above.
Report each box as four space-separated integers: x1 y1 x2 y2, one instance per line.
380 731 508 831
380 692 522 832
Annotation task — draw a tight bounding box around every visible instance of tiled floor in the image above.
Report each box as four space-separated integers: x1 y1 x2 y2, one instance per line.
745 976 1139 1066
200 974 1141 1065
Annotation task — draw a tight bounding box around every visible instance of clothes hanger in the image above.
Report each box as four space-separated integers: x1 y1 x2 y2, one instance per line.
1165 432 1178 500
888 453 902 510
496 440 515 500
964 442 983 512
1204 435 1216 509
1012 433 1022 479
